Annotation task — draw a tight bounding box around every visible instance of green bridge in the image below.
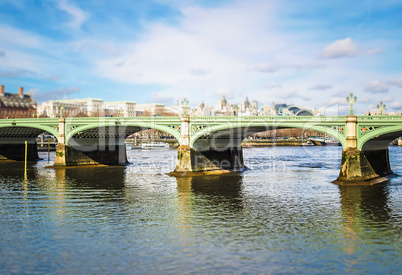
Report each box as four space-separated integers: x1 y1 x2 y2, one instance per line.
1 115 401 184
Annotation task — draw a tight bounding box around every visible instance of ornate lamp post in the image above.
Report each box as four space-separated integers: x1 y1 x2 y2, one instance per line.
346 93 357 116
377 101 386 115
181 98 189 117
60 105 64 118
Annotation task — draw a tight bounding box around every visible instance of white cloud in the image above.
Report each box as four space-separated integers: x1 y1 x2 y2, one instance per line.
366 48 382 55
320 37 382 59
0 25 42 47
0 50 5 57
252 62 324 73
364 80 389 94
265 81 281 89
0 69 35 78
320 38 359 58
354 96 371 104
95 1 283 90
391 101 402 109
215 88 233 98
253 63 280 73
70 39 118 56
0 48 47 72
0 0 391 114
190 68 210 76
389 77 402 87
31 86 80 102
308 84 332 91
58 0 88 29
282 90 311 101
150 93 175 105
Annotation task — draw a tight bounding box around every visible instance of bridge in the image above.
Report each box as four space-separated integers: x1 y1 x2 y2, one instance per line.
0 115 401 184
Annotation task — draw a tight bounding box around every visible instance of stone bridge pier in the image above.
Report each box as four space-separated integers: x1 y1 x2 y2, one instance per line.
0 137 40 161
174 141 244 174
336 116 395 184
173 117 245 174
54 140 127 166
54 118 128 166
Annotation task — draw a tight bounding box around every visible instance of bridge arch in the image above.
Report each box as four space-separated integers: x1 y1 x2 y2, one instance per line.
190 121 346 148
0 123 59 161
175 119 346 172
358 125 402 151
65 121 181 145
0 124 59 140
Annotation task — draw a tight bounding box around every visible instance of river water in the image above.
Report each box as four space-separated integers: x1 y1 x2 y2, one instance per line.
1 146 401 274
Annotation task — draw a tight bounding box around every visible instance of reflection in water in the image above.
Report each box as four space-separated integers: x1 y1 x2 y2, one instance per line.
338 183 392 271
0 147 401 274
175 173 244 226
62 167 126 190
339 184 391 227
175 174 244 251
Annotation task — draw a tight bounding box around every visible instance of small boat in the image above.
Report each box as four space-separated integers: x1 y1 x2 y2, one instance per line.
37 142 57 151
308 137 341 146
141 142 170 149
302 140 314 146
128 144 142 150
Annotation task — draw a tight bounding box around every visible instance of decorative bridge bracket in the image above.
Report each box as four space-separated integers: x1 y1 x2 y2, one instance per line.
191 124 208 135
327 125 346 137
359 125 382 136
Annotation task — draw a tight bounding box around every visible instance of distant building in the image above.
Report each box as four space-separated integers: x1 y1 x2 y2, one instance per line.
264 103 314 116
37 98 140 117
136 103 179 116
37 98 186 117
193 96 260 116
214 96 236 116
238 97 259 116
37 98 103 117
103 101 138 117
0 85 37 118
194 101 215 116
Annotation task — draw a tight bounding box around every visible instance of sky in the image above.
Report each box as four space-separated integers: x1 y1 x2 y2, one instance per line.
0 0 402 115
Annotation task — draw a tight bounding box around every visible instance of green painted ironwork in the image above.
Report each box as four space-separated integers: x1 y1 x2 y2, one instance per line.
346 93 357 116
189 116 348 147
377 101 386 115
1 115 402 150
181 98 189 117
63 116 182 145
356 115 402 150
0 118 60 140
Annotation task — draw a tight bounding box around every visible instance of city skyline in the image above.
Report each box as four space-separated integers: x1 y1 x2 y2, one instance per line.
1 0 401 115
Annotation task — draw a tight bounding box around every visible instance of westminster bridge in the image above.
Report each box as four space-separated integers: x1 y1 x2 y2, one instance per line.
1 115 402 184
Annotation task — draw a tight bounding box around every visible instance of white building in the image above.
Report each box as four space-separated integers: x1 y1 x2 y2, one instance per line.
238 97 259 116
213 96 236 116
194 102 215 116
135 103 180 116
37 98 139 117
103 101 138 117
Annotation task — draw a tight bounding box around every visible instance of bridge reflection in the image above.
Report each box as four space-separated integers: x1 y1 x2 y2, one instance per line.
337 183 393 271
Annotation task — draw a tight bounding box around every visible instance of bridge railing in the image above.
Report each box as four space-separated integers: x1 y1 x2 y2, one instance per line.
63 116 182 122
190 115 347 123
0 115 352 123
0 117 59 123
357 115 402 121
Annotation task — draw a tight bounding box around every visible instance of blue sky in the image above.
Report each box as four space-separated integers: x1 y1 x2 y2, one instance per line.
1 0 401 115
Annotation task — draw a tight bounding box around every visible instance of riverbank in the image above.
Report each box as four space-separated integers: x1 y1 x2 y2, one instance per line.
242 139 305 147
125 138 308 147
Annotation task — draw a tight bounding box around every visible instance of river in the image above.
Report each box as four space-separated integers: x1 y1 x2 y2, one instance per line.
1 146 401 274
